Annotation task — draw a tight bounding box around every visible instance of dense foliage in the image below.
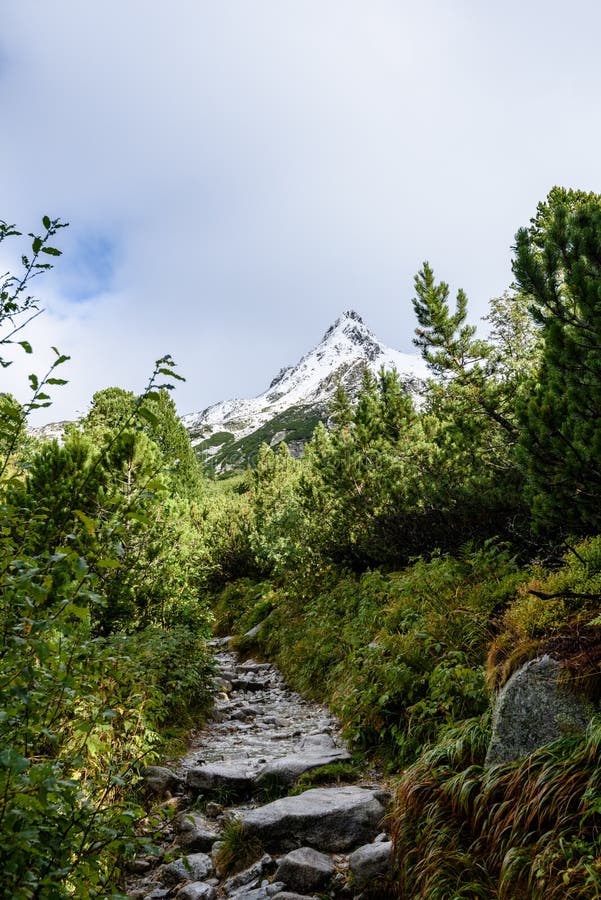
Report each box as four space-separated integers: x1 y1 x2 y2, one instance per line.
0 219 213 897
5 186 601 897
205 187 601 897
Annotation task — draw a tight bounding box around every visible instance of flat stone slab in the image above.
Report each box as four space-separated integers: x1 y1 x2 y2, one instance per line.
257 748 351 786
239 786 385 853
186 763 255 799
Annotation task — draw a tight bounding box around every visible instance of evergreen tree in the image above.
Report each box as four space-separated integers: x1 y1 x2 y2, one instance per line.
513 187 601 533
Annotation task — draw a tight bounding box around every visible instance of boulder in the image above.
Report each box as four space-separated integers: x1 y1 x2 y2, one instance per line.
486 655 590 766
239 786 385 853
275 847 335 893
161 852 213 885
348 841 392 889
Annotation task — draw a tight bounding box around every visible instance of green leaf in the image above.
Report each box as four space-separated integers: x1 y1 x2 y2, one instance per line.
73 509 96 536
63 603 89 622
41 246 62 256
18 340 33 353
46 378 68 385
138 406 160 427
96 557 121 569
28 373 39 391
42 215 51 229
0 749 29 773
158 367 185 381
32 236 42 254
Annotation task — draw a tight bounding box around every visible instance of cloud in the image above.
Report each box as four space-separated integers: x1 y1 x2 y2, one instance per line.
1 1 601 421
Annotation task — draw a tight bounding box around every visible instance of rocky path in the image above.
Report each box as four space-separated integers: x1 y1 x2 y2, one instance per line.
128 639 392 900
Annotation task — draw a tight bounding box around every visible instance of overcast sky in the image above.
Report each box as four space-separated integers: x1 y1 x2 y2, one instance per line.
1 1 600 422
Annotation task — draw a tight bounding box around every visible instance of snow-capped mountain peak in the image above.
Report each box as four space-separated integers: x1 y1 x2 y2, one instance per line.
183 311 428 466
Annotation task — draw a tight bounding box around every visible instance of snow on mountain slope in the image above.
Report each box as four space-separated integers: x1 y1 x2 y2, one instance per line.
182 310 428 447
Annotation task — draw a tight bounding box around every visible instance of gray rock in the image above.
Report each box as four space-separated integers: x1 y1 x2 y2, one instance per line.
298 733 337 751
270 893 319 899
275 847 335 893
486 655 590 766
161 852 213 885
239 786 385 853
222 854 274 894
186 763 254 799
257 747 351 786
348 841 392 888
231 677 271 692
177 883 217 900
176 811 220 851
143 765 181 796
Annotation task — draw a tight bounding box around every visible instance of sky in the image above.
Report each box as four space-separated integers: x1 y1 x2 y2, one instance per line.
1 1 600 423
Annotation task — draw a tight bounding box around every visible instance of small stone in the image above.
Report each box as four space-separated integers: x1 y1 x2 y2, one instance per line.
176 811 220 852
374 832 391 843
177 883 217 900
205 802 224 818
222 854 274 894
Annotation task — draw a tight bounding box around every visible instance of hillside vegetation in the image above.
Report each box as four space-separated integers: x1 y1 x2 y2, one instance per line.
204 187 601 897
3 186 601 897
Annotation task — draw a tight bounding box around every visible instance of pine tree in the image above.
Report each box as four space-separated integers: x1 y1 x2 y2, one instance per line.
513 187 601 532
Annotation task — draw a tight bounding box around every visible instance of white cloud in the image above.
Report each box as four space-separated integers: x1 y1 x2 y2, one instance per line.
1 1 601 421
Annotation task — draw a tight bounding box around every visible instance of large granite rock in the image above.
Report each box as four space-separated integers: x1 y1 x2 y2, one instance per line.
485 655 590 767
239 786 385 853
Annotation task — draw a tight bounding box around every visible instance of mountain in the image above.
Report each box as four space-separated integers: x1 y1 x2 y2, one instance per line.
183 310 428 473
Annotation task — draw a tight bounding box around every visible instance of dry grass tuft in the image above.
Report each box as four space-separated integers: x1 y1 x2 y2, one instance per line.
390 716 601 898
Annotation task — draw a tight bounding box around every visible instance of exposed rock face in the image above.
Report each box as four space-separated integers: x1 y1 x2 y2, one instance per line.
239 786 386 853
485 655 590 767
